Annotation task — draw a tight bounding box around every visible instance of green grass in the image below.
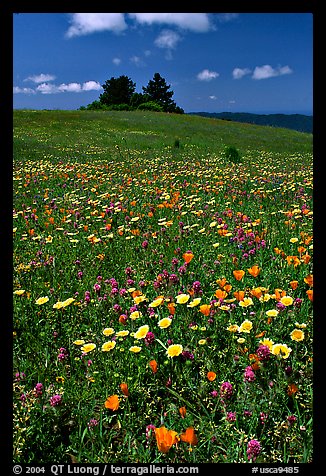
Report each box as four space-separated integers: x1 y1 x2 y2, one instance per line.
13 109 313 464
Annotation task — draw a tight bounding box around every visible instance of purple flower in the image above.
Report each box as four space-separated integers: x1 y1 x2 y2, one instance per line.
220 381 233 400
226 411 236 422
287 415 297 425
34 383 43 396
256 344 271 361
247 439 261 461
181 350 194 361
210 390 218 398
144 331 155 346
244 366 256 382
87 418 99 429
49 394 62 407
276 301 286 312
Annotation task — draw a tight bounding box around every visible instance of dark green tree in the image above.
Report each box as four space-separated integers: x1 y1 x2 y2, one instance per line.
99 75 136 106
142 73 183 113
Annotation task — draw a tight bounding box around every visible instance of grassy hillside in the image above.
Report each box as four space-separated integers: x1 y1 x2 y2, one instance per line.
13 109 312 164
13 109 313 464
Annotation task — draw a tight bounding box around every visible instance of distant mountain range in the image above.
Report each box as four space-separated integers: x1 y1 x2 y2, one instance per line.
188 112 313 134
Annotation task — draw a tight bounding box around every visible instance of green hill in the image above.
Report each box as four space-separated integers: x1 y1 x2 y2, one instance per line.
13 109 312 163
188 111 313 134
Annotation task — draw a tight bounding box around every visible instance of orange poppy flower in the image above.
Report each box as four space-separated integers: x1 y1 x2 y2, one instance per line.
224 284 232 293
216 278 227 288
119 314 128 325
304 274 313 287
207 371 216 381
199 304 211 316
215 289 228 300
233 270 245 281
167 302 176 315
104 394 120 411
183 251 194 264
250 287 262 299
154 426 179 453
120 383 129 397
180 427 198 446
149 359 158 374
289 280 299 290
306 290 313 302
287 383 298 396
233 290 245 301
179 406 187 418
274 289 286 301
248 265 261 277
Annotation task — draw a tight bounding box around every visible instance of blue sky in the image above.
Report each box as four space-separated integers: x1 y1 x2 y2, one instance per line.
13 13 313 114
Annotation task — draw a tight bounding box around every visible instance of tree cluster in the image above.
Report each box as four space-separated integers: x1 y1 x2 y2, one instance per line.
80 73 184 114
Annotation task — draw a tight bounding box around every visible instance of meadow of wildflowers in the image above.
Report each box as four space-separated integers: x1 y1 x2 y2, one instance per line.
13 110 313 464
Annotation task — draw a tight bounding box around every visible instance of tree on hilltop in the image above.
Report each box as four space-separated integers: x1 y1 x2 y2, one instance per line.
142 73 183 113
99 75 136 107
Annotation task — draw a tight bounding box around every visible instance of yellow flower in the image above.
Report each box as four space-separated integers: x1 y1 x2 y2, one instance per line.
266 309 279 317
115 330 130 337
295 322 307 329
166 344 183 358
290 329 305 342
148 297 164 307
290 237 299 243
158 318 172 329
187 298 201 307
102 341 117 351
73 340 85 345
14 290 25 295
227 324 239 333
259 338 274 350
103 328 115 336
129 310 142 320
239 297 254 307
271 343 292 359
134 294 147 304
198 339 207 345
61 297 75 307
35 296 49 305
280 296 294 306
81 343 96 353
237 337 246 344
129 346 142 353
134 325 149 339
45 236 53 243
238 320 253 333
175 294 190 304
53 301 64 309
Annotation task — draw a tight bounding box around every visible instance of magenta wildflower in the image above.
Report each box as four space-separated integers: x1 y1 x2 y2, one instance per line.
220 381 233 400
247 439 261 461
256 344 271 361
34 383 43 396
226 411 236 422
244 366 256 382
49 394 62 407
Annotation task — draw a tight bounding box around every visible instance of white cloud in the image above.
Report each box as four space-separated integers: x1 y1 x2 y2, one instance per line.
252 64 293 80
128 13 213 32
13 86 36 94
130 55 145 66
24 73 56 84
232 67 251 79
36 83 60 94
209 95 218 100
66 13 127 38
35 81 102 94
112 57 121 65
197 69 219 81
82 80 102 91
154 29 181 49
